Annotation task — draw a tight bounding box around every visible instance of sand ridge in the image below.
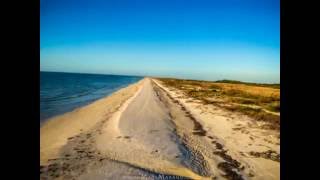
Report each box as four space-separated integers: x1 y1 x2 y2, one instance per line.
94 78 207 179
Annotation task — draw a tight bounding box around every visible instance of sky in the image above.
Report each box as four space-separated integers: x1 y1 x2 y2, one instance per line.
40 0 280 83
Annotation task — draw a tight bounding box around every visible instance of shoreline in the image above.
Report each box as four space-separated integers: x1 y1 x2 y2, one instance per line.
40 78 279 180
40 71 143 124
40 78 145 165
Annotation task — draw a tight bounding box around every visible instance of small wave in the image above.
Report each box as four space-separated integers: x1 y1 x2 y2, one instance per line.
41 83 122 102
41 91 93 103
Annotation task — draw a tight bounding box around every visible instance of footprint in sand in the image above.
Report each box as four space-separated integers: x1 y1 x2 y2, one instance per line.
207 136 214 139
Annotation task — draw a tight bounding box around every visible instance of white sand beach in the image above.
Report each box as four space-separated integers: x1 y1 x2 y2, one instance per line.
40 78 280 180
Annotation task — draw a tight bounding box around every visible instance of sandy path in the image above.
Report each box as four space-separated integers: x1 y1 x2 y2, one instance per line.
118 78 179 154
93 78 206 179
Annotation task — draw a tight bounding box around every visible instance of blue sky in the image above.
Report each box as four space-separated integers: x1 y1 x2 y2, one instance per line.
40 0 280 83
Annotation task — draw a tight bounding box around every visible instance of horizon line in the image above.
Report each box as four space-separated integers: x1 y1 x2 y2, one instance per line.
40 70 279 85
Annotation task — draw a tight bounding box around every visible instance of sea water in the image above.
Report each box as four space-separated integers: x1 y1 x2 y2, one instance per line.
40 71 142 123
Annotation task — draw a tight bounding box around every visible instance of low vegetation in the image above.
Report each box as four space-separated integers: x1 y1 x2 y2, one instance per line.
216 79 280 89
158 78 280 130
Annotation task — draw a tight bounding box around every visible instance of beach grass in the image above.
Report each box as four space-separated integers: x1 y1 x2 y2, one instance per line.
158 78 280 130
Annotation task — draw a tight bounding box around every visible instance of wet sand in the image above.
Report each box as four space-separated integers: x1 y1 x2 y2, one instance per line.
40 78 279 180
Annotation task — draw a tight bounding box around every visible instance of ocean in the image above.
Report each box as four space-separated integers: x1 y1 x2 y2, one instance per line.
40 71 142 123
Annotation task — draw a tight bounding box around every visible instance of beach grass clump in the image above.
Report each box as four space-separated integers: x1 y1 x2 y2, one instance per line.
266 101 280 112
209 84 222 90
224 105 280 130
222 89 261 99
229 97 256 105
